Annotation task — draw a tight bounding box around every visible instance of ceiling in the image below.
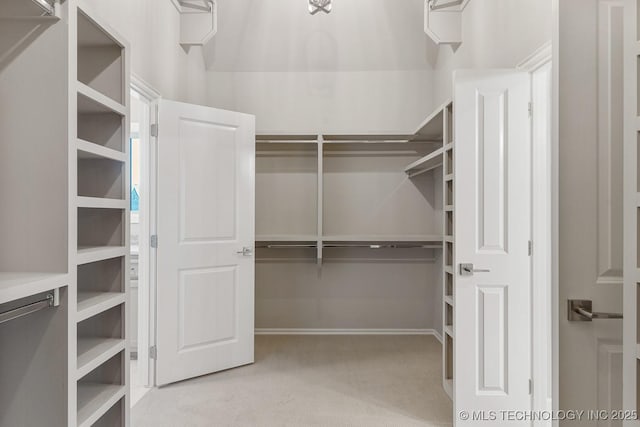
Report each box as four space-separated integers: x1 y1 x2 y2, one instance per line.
203 0 436 72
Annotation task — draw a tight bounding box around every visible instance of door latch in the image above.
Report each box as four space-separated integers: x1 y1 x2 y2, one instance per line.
236 247 253 257
459 263 491 276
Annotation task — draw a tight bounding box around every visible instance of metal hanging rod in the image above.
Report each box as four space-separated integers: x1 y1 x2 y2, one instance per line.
0 289 59 325
30 0 55 16
323 244 440 249
256 244 317 249
429 0 464 11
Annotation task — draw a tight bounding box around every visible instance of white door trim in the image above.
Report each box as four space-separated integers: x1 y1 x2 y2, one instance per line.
550 2 560 423
130 75 162 389
518 44 553 426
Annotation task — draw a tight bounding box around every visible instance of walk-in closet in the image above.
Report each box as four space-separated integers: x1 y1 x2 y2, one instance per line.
1 0 556 426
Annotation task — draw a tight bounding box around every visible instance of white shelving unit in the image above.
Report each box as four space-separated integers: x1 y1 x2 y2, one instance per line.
73 5 130 426
441 102 455 400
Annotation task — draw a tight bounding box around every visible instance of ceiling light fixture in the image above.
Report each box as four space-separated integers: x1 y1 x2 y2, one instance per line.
309 0 331 15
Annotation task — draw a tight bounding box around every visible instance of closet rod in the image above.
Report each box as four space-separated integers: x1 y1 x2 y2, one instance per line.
31 0 55 15
0 289 59 325
323 244 440 249
256 244 317 249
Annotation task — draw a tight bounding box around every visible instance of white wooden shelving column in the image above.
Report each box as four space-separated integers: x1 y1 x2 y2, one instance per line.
72 4 130 426
442 102 454 400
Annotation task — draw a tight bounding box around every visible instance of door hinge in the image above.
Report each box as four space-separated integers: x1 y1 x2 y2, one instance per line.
150 235 158 248
528 240 533 256
529 379 533 394
528 102 533 118
149 345 157 360
150 124 158 137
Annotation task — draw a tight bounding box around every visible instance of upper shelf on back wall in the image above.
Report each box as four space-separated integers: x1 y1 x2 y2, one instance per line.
255 100 452 174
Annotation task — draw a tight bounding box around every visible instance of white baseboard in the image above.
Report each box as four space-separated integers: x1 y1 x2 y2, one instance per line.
255 328 443 342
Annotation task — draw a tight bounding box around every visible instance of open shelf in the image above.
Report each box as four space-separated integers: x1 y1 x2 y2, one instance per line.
78 208 124 249
77 246 127 265
77 139 126 163
404 147 444 177
77 338 125 379
77 292 125 323
77 9 124 105
0 272 67 305
77 110 124 152
77 197 126 210
77 82 126 116
77 383 125 427
77 156 125 199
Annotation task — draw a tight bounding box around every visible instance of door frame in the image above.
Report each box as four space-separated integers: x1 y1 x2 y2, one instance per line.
517 42 554 425
130 75 162 388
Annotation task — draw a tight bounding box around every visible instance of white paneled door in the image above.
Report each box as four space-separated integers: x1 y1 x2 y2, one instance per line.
454 70 532 425
156 100 255 386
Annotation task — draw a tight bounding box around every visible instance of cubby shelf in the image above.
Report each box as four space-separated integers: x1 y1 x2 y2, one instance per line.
77 246 127 265
77 196 127 209
77 82 126 116
77 383 126 427
77 139 126 162
77 292 125 323
77 338 125 379
0 272 67 305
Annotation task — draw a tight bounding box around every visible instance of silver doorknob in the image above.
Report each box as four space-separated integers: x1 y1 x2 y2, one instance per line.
568 299 622 321
459 263 491 276
236 247 253 257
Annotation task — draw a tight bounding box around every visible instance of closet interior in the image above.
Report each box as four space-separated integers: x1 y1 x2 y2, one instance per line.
0 1 131 426
254 101 456 398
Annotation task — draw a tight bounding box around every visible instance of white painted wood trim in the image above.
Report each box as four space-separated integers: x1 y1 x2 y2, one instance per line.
551 1 560 424
517 41 553 72
255 328 442 341
623 0 639 419
131 75 162 102
531 60 553 426
130 78 161 391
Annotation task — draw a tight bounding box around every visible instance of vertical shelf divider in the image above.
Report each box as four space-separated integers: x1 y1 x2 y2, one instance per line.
317 134 323 267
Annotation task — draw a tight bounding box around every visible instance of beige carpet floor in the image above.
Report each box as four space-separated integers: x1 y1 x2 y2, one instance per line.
132 335 453 427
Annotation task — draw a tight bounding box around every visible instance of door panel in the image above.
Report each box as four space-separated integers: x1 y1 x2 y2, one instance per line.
559 1 624 425
454 70 532 424
156 100 255 386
